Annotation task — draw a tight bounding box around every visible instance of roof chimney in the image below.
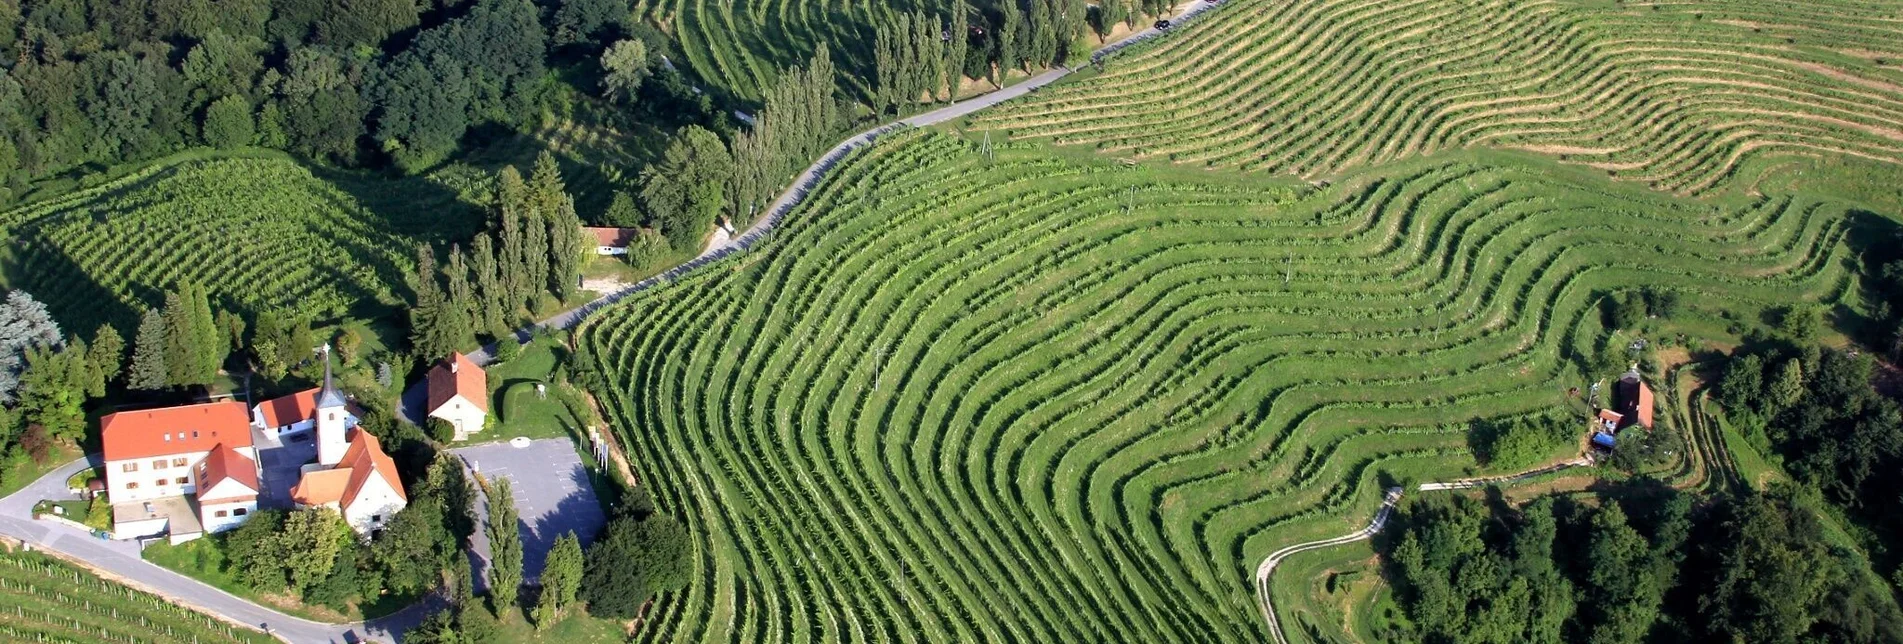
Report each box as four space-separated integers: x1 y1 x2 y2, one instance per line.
450 359 459 374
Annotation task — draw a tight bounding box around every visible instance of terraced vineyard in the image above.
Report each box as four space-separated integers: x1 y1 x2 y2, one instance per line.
633 0 911 100
0 552 271 643
580 129 1857 642
0 154 441 331
975 0 1903 194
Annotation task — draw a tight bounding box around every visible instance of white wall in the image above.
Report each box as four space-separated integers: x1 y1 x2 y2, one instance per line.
342 476 406 535
112 516 168 540
429 396 487 440
201 499 257 534
105 452 208 503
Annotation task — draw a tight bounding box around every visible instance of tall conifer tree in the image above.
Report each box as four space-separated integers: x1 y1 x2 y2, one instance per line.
471 234 503 336
129 308 168 391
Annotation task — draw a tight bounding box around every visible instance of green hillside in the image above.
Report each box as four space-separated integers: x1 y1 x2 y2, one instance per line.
0 153 484 333
578 129 1868 641
0 551 272 643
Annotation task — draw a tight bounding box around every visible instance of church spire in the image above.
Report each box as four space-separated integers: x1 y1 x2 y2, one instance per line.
316 343 346 409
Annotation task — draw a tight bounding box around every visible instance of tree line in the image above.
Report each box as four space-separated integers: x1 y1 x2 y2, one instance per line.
409 151 587 366
1382 481 1902 643
0 0 702 203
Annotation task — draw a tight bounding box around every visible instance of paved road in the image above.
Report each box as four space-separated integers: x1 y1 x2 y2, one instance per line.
0 456 440 643
1254 488 1402 644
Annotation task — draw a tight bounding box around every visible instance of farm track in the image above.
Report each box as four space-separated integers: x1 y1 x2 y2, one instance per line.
577 125 1854 642
974 0 1903 195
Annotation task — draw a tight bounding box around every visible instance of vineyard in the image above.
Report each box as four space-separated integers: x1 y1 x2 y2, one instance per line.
632 0 912 101
974 0 1903 195
0 551 271 643
578 129 1858 642
0 154 456 332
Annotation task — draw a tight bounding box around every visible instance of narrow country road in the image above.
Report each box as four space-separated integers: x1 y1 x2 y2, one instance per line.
1254 488 1402 644
1415 457 1592 491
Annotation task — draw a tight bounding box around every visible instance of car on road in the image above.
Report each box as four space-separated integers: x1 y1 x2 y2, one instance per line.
1155 19 1172 29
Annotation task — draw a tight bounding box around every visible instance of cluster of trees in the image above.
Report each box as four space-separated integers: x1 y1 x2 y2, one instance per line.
1718 342 1903 554
873 0 1103 115
604 46 842 253
0 0 687 203
126 284 229 391
1468 413 1572 471
1383 482 1902 643
405 488 691 641
0 290 122 484
1605 287 1682 331
223 454 474 613
410 152 587 364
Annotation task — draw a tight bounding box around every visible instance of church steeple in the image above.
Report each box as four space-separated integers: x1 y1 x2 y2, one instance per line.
314 343 350 466
315 343 346 410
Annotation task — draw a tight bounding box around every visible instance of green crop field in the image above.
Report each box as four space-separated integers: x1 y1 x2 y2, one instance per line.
0 152 485 333
976 0 1903 195
0 551 272 643
578 123 1868 640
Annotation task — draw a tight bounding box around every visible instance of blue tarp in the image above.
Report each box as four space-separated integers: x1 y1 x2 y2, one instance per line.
1592 433 1617 449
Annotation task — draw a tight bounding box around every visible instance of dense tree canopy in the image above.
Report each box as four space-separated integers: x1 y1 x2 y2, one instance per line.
1383 484 1901 643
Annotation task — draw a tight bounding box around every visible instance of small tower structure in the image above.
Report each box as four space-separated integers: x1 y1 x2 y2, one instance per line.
314 344 351 466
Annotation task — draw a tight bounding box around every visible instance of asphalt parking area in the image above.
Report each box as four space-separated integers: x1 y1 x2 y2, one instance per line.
453 438 607 580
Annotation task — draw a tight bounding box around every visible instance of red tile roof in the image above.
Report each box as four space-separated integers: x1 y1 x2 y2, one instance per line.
428 353 488 414
196 443 258 500
338 431 407 511
1635 381 1655 428
1597 409 1623 424
291 430 407 511
101 401 252 462
255 388 320 429
584 227 641 248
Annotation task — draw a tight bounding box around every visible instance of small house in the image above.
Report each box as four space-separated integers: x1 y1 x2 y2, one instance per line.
1612 366 1655 429
584 227 641 256
427 353 489 441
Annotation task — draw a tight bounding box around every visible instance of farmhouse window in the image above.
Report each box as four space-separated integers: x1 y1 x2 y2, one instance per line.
126 482 138 490
215 510 228 518
173 457 187 467
233 508 247 516
122 463 137 473
175 477 188 485
152 460 166 470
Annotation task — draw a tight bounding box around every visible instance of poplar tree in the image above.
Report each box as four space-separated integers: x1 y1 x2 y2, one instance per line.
916 12 942 102
486 477 523 612
533 531 584 628
522 210 550 311
129 308 168 391
442 245 475 351
1029 0 1056 68
470 235 503 336
874 16 900 114
497 167 529 312
997 2 1022 76
190 284 222 381
548 197 587 301
948 2 970 94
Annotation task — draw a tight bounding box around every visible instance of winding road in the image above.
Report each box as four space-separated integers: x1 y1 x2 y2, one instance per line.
1254 488 1402 644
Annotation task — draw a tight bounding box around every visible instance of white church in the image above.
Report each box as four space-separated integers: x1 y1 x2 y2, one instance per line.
104 346 406 541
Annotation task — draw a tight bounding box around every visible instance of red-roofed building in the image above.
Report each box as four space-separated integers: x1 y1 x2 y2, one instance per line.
427 353 488 441
291 430 408 535
100 400 256 540
195 443 259 533
1614 367 1655 429
584 227 643 255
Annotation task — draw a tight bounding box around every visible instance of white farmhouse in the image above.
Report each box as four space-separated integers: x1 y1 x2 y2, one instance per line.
426 352 488 441
583 227 639 256
289 430 407 535
100 400 258 542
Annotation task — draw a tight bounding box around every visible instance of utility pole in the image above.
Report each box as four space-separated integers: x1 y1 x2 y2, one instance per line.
981 131 994 164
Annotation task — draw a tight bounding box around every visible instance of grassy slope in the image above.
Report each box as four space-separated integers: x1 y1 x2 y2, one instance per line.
577 125 1870 642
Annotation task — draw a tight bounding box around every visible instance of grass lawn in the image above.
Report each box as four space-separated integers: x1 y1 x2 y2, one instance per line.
483 336 585 444
487 610 628 643
141 536 414 623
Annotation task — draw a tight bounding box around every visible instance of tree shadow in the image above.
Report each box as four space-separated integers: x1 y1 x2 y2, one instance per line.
521 465 606 581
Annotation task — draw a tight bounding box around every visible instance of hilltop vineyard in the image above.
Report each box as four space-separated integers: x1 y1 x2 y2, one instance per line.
976 0 1903 194
579 129 1853 642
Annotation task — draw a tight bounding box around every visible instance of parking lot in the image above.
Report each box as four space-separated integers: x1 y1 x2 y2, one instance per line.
453 438 607 579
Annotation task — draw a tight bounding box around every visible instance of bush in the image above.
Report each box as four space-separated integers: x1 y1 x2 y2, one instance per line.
427 417 457 443
492 337 521 364
581 515 693 618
